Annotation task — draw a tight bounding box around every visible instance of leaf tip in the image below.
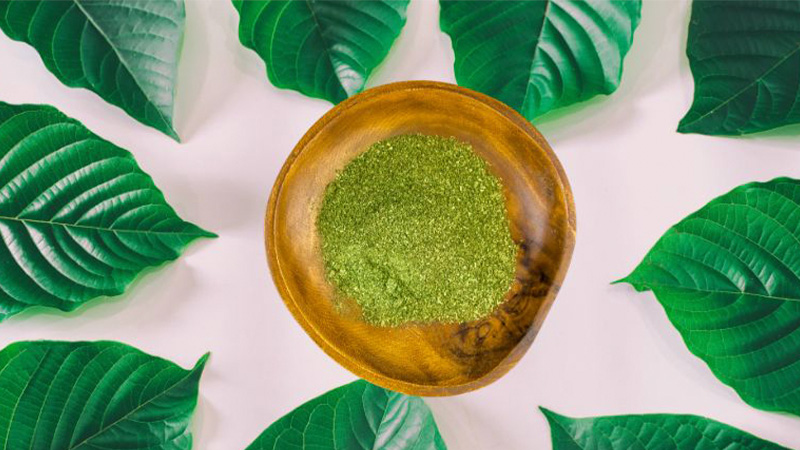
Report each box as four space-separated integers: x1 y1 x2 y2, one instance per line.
677 113 729 136
165 126 181 142
612 269 654 293
200 229 219 239
539 407 569 425
183 222 217 240
676 109 706 134
193 352 211 372
611 276 631 286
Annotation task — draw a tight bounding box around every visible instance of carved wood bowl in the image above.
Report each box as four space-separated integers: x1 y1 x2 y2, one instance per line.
266 81 576 396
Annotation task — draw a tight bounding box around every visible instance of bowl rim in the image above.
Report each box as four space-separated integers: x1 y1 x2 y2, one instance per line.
265 80 576 396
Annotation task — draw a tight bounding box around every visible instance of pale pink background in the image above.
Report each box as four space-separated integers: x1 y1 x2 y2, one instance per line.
0 0 798 448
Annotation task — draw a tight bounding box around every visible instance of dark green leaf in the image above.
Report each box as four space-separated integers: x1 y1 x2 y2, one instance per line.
542 408 789 449
620 178 800 416
233 0 409 104
0 0 185 140
678 0 800 136
245 380 447 450
439 0 641 120
0 101 214 321
0 340 207 449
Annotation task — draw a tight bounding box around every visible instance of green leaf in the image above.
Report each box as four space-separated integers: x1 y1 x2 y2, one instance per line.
233 0 409 104
0 0 185 140
0 340 207 450
678 1 800 136
245 380 447 450
620 177 800 416
541 408 789 449
0 101 214 321
439 0 641 120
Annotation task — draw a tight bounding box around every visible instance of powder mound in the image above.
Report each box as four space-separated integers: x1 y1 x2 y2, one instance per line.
317 134 517 327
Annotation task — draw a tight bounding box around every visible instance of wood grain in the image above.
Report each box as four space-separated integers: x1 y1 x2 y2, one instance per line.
266 81 576 396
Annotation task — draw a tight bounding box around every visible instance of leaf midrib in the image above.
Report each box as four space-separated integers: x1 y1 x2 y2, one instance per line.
370 390 393 450
302 0 347 96
633 278 800 303
2 349 50 450
70 0 174 133
682 41 800 129
0 215 206 237
521 0 553 116
67 360 200 450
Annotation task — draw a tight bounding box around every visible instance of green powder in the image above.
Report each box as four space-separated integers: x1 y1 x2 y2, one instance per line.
317 134 517 327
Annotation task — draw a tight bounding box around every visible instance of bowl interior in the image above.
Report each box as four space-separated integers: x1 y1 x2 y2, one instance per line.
267 82 575 396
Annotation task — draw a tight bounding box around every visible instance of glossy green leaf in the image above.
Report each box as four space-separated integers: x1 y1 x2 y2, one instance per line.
542 408 788 449
439 0 641 120
0 101 214 321
679 0 800 135
245 380 447 450
233 0 409 104
620 178 800 416
0 340 207 449
0 0 185 140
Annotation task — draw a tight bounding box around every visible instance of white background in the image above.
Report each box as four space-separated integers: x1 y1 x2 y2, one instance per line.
1 0 800 448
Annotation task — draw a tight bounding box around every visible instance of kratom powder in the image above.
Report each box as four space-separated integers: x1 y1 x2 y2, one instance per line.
317 134 517 327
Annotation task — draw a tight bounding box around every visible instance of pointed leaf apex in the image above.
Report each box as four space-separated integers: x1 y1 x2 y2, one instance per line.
193 352 211 372
620 176 800 416
440 0 641 120
676 117 696 134
0 102 210 318
0 341 205 447
199 228 218 239
234 0 409 104
611 276 631 286
678 0 800 135
0 2 186 139
539 406 568 421
167 127 181 142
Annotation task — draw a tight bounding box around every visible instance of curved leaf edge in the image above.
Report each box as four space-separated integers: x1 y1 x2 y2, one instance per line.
245 379 447 450
609 282 800 417
231 0 335 104
613 176 800 291
675 1 800 137
677 111 800 137
3 339 210 379
539 407 791 448
231 0 409 105
3 102 217 243
613 176 800 416
0 101 216 319
438 0 643 120
18 235 214 319
630 290 800 417
0 24 182 142
0 340 210 446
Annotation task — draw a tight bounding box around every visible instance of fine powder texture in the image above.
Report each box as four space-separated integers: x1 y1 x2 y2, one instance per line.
317 134 517 326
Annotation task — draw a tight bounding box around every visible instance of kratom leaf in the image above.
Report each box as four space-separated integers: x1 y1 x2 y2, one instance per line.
233 0 409 103
0 340 207 450
620 178 800 416
0 0 185 140
245 380 447 450
541 408 789 449
439 0 641 120
679 0 800 135
0 101 214 321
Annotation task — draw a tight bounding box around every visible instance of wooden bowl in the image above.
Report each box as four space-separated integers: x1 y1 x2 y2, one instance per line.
266 81 575 396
